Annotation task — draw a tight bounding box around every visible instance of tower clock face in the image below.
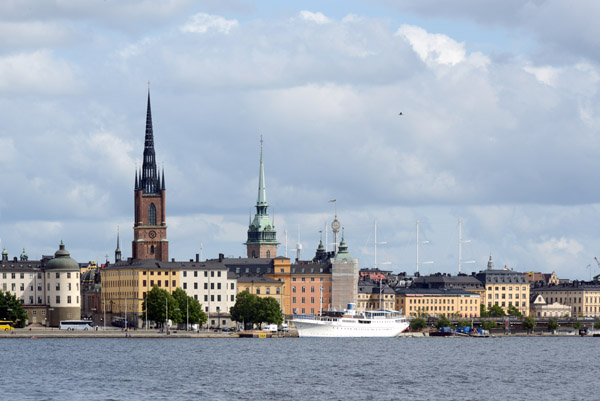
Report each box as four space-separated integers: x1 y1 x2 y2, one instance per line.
149 230 157 239
331 219 340 232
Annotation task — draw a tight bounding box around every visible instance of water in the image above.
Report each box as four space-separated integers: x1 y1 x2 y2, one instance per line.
2 337 598 400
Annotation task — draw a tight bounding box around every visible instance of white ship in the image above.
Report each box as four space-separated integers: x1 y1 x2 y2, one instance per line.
291 303 409 338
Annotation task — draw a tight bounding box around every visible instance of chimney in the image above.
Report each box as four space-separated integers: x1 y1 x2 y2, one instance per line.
219 253 224 262
196 254 199 262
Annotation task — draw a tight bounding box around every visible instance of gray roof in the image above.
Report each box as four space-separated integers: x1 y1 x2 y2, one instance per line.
105 258 227 271
475 269 529 284
412 274 484 289
395 287 480 297
532 282 600 292
236 274 282 284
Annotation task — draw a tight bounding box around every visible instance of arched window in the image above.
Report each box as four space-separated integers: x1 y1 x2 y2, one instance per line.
149 203 156 225
150 245 155 254
266 250 271 258
252 250 256 258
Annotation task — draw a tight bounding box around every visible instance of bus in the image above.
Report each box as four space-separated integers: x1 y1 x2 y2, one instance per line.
59 320 94 330
0 321 14 331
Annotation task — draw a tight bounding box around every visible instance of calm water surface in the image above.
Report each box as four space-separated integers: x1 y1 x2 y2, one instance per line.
2 337 598 400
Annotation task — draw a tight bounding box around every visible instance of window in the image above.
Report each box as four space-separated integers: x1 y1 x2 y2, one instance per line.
204 295 208 302
150 280 154 286
68 283 71 291
143 280 147 286
172 281 175 287
149 203 157 225
292 297 296 303
211 271 214 277
183 271 187 277
194 283 198 289
211 283 214 290
56 283 60 291
194 271 198 277
29 296 34 304
218 271 221 277
204 283 208 290
56 296 60 304
231 295 235 302
217 283 221 290
67 296 72 304
194 295 198 300
231 283 235 290
276 288 280 295
301 297 305 303
266 288 270 294
256 288 260 295
183 283 187 289
266 250 271 258
150 245 154 254
20 283 24 291
217 295 221 302
204 271 208 277
158 280 161 287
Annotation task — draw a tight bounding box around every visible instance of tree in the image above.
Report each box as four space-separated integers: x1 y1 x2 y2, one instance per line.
507 305 523 318
457 320 472 327
142 286 181 327
480 319 497 331
480 304 489 317
594 322 600 330
547 318 559 332
230 290 261 328
410 318 427 331
0 290 28 328
572 321 582 330
258 297 284 326
171 288 207 327
487 305 506 317
522 316 536 334
435 315 452 329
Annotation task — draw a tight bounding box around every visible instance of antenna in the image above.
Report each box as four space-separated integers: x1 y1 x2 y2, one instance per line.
458 218 475 274
296 224 302 261
373 221 390 270
416 220 433 274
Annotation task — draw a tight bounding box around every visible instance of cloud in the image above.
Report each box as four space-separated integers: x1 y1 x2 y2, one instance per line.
299 10 331 24
0 50 81 95
180 13 238 34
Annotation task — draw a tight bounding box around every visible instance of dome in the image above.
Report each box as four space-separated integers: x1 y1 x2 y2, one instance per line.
45 241 79 271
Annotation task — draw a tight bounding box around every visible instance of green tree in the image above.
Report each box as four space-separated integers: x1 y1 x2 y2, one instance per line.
487 304 506 317
142 286 181 327
522 316 536 334
435 315 452 329
480 304 489 318
457 320 472 327
171 288 207 327
594 322 600 330
547 318 559 332
507 305 523 318
480 319 497 331
258 297 284 326
0 290 28 328
230 290 261 328
410 318 427 331
572 321 582 330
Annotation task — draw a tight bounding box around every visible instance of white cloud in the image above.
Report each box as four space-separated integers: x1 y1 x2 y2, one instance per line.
180 13 238 34
397 24 466 66
523 64 560 86
299 10 331 24
0 50 81 94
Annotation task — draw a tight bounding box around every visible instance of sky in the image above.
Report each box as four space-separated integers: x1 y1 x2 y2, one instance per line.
1 0 600 280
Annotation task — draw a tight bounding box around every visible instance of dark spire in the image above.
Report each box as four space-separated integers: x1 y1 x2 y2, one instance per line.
161 166 165 190
134 166 139 190
140 89 159 194
115 226 122 262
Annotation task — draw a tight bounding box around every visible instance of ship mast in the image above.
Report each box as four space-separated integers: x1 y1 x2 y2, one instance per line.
458 218 475 274
416 220 433 274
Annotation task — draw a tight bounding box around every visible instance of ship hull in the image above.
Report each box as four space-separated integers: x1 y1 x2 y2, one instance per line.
292 318 409 338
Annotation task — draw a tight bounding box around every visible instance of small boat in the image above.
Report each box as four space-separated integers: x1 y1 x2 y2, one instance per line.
291 303 409 338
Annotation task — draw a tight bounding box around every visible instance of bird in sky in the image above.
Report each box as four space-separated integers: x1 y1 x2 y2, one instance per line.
398 112 403 115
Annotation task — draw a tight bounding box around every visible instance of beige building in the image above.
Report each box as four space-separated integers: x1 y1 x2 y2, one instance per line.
0 242 81 327
531 282 600 317
530 294 571 317
476 256 530 316
395 288 481 318
331 237 358 311
357 280 395 311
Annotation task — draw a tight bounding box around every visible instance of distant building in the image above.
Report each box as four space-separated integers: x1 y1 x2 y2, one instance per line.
395 287 480 318
475 255 530 317
529 294 571 318
357 279 395 311
331 235 359 311
245 138 278 259
531 281 600 317
524 271 559 286
0 242 81 326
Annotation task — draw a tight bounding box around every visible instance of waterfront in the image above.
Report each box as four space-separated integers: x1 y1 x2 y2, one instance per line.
3 337 598 401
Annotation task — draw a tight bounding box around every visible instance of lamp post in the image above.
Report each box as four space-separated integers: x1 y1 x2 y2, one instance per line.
103 298 106 331
217 306 220 330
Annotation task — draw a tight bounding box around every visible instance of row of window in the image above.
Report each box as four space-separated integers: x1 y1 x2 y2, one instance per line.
3 282 78 292
182 282 235 290
1 272 78 279
487 301 526 307
292 277 327 282
487 286 528 291
182 270 222 278
408 298 477 305
409 305 476 312
291 296 332 305
489 293 521 300
292 286 331 293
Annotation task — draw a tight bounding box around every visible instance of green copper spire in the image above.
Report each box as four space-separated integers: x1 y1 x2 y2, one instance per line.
256 135 268 211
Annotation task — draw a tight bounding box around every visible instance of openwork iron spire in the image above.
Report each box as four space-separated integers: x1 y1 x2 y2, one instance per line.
256 135 268 214
140 90 160 194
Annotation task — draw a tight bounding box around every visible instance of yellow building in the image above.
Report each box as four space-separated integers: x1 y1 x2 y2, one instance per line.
358 280 395 311
532 282 600 317
101 260 181 325
236 275 284 306
476 257 530 317
395 288 481 318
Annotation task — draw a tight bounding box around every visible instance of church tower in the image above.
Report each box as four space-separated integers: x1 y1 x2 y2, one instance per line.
132 89 168 261
245 137 278 258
